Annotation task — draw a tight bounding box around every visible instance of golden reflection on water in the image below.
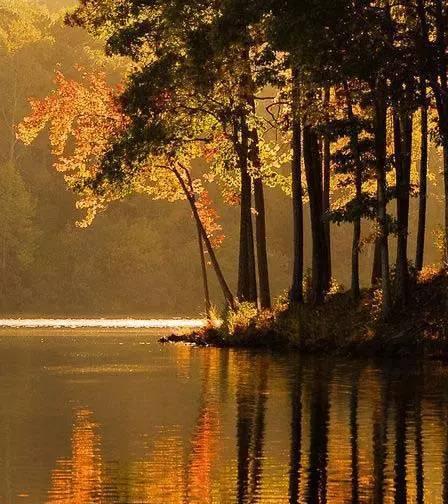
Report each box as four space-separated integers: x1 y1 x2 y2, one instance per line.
3 335 448 503
47 410 103 504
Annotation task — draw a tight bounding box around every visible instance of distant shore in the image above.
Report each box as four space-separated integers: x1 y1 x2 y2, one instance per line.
0 318 205 329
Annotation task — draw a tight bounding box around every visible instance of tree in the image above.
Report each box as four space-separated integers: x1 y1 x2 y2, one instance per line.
342 82 367 300
24 0 447 323
412 0 448 264
415 79 428 271
303 118 331 304
167 0 274 308
289 67 304 304
66 0 280 310
387 4 419 306
18 70 235 313
322 86 332 282
266 0 341 304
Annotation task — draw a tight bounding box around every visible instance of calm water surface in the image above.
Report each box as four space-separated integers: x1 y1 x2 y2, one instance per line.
0 328 447 503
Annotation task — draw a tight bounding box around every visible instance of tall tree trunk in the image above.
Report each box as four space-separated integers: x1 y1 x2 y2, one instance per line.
344 82 363 300
322 86 332 282
303 124 330 305
373 82 392 319
242 49 271 310
196 224 211 319
173 165 236 309
371 238 382 288
444 144 448 266
289 68 304 304
236 44 270 307
434 0 448 265
434 112 448 267
416 81 428 272
247 101 271 309
394 107 413 306
417 0 448 264
253 177 271 309
237 114 258 303
191 198 235 309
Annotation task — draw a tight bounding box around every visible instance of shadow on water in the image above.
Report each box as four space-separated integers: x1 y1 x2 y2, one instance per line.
1 334 448 502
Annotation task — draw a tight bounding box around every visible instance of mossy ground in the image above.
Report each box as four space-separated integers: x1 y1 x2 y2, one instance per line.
161 266 448 359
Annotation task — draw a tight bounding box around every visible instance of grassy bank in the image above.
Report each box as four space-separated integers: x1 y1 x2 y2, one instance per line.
161 267 448 358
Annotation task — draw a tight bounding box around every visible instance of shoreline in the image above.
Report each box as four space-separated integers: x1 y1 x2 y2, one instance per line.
159 325 446 360
160 268 448 360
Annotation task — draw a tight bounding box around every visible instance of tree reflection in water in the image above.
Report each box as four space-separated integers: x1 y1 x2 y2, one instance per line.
33 348 448 504
46 409 108 504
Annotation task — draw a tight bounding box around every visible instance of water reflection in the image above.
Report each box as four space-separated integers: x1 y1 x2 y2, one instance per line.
47 409 105 503
1 334 448 503
186 351 221 503
235 355 269 504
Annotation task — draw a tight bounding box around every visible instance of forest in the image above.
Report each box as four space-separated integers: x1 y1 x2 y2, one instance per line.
4 2 448 502
0 0 303 317
2 0 448 350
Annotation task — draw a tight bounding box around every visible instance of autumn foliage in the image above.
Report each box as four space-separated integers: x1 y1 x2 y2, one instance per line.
18 70 224 245
196 191 224 249
17 71 128 225
18 71 127 172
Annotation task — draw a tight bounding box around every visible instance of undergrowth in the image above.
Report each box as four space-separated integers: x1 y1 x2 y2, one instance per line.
163 266 448 358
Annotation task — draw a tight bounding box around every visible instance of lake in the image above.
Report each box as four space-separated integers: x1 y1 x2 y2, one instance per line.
0 327 446 503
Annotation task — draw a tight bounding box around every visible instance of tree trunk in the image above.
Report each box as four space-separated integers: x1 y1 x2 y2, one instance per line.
243 52 271 310
344 82 363 300
432 116 448 267
444 144 448 266
415 81 428 272
351 201 362 299
417 0 448 265
172 165 236 309
289 68 304 304
253 177 271 309
247 105 271 309
191 198 235 309
373 82 392 319
237 113 258 303
371 237 382 288
303 124 330 305
322 86 332 282
196 223 211 319
394 107 413 306
434 0 448 265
